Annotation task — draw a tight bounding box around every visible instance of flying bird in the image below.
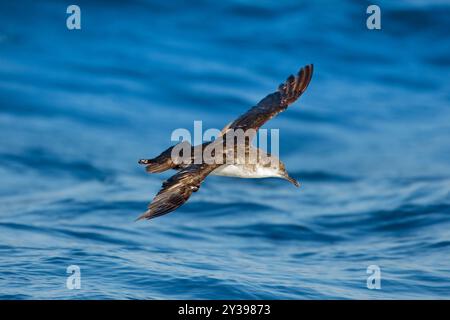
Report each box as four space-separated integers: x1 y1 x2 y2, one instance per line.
137 64 313 220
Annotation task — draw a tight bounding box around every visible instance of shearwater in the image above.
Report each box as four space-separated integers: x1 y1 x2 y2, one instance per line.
137 64 313 220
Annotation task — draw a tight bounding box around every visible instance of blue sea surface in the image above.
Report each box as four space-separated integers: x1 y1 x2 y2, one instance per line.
1 0 450 299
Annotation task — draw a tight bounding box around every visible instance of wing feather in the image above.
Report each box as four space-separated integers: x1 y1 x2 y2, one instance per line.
136 163 220 220
229 64 313 132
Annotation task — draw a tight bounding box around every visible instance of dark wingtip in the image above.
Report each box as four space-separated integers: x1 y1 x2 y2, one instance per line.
298 64 313 92
279 64 314 105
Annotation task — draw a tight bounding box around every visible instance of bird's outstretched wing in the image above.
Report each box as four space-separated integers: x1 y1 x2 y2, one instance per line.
136 163 220 220
228 64 313 132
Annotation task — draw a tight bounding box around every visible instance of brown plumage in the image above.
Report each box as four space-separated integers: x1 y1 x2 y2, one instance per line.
138 64 313 220
136 163 220 220
228 64 313 132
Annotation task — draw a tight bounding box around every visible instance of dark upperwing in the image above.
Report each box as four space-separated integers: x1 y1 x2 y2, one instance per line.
136 163 220 220
228 64 313 133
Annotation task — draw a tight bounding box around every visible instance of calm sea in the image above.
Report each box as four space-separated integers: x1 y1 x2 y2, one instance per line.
0 0 449 299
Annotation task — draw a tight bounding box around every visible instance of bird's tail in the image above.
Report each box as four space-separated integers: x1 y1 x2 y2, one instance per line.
278 64 313 107
138 145 179 173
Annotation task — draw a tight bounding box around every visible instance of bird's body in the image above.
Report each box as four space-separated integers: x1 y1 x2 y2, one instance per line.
137 64 313 220
209 145 286 179
211 163 274 178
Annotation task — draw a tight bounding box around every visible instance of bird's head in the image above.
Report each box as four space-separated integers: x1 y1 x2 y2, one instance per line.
274 161 300 187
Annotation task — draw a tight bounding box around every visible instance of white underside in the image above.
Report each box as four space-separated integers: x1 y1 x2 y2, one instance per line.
211 164 279 178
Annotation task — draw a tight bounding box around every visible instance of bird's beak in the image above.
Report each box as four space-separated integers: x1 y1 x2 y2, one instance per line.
283 173 300 187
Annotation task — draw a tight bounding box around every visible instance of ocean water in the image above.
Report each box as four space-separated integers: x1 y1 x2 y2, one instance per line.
1 0 450 299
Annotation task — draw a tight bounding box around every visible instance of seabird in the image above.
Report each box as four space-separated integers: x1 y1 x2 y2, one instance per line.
137 64 313 220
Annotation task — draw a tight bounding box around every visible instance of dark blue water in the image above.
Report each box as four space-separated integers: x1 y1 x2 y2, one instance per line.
1 0 450 299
